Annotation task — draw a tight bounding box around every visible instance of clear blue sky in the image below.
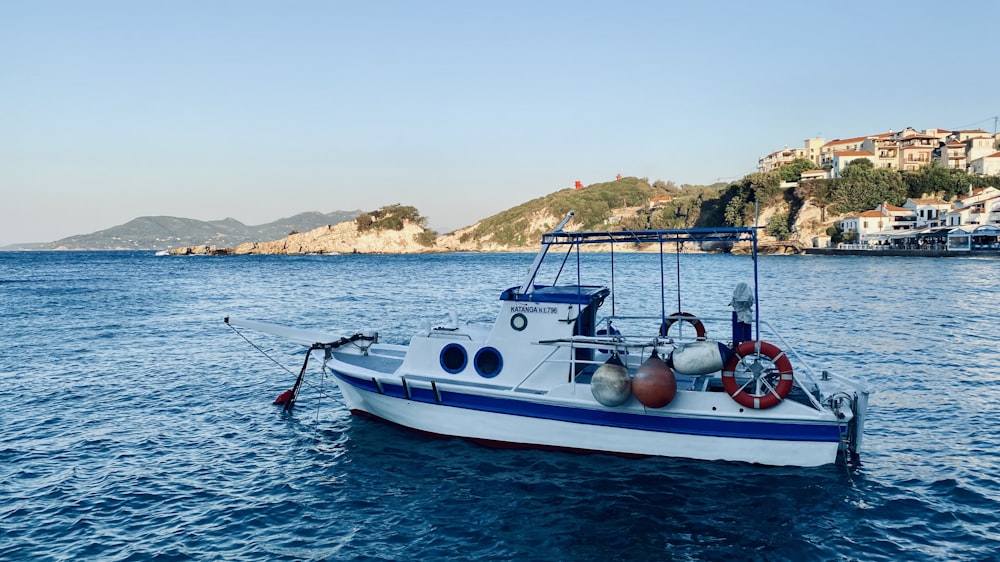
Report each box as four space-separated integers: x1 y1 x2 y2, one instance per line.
3 0 998 245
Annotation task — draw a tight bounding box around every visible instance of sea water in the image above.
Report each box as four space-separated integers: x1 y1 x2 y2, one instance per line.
2 250 999 561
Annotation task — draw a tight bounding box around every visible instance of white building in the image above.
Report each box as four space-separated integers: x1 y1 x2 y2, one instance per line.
903 197 950 228
968 152 1000 177
944 187 1000 226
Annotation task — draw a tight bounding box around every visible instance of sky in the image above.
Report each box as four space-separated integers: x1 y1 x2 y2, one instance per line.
3 1 999 246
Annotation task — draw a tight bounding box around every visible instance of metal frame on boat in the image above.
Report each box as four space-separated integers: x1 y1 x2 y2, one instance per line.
226 212 871 467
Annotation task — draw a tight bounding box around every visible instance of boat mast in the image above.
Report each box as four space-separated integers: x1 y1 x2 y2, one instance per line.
753 200 760 340
519 211 575 294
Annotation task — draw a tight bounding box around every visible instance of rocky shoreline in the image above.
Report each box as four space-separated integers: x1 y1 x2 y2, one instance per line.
167 215 812 257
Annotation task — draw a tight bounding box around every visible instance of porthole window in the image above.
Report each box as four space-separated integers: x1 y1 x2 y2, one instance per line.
440 343 467 374
474 347 503 378
510 313 528 331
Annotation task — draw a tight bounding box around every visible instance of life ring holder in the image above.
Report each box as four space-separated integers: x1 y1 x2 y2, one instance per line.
721 340 794 409
659 312 707 341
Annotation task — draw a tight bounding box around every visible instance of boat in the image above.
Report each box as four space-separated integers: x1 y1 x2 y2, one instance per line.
225 212 871 467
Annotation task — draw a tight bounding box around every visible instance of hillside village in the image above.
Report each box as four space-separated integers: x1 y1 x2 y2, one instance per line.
757 127 1000 252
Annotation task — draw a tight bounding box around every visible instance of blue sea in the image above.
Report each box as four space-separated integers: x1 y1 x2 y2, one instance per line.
2 250 999 561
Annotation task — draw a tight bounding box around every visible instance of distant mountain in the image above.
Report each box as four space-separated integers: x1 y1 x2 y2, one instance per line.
38 210 363 250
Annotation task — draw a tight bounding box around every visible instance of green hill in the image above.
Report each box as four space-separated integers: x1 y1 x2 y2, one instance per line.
458 177 727 246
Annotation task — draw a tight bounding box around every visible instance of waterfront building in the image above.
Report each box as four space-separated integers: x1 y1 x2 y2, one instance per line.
836 210 890 241
945 187 1000 227
876 203 917 231
903 197 950 228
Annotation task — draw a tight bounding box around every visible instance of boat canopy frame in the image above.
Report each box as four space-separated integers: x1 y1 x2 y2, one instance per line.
517 212 761 341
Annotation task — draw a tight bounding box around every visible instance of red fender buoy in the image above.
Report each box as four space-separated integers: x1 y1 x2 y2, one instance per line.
659 312 707 340
721 340 793 409
273 389 294 405
632 350 677 408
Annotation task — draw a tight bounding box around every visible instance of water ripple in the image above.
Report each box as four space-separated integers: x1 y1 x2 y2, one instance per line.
2 251 1000 560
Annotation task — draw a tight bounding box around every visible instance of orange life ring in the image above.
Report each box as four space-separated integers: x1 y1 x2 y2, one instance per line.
721 340 794 409
659 312 707 340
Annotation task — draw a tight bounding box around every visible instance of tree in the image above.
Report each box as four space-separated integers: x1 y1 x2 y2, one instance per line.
744 171 782 203
766 210 791 240
831 160 906 214
776 158 817 182
903 162 957 200
900 163 1000 201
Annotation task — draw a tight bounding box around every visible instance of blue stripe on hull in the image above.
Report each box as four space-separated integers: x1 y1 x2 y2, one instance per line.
334 372 842 443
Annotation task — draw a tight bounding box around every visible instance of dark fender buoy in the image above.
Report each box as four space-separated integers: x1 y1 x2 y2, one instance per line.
273 389 294 405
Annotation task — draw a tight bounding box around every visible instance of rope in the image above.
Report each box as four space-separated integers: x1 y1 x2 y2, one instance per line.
225 319 372 411
226 322 297 377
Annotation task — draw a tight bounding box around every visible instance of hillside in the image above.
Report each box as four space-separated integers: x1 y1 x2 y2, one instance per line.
40 210 361 250
43 175 839 255
167 178 746 255
437 177 728 251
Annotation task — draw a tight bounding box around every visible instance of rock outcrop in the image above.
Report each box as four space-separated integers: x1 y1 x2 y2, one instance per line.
169 220 438 255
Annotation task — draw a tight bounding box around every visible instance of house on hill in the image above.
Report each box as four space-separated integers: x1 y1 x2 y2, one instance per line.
831 150 875 177
898 134 937 171
969 152 1000 177
936 140 968 170
800 169 828 181
820 136 869 168
761 127 1000 179
860 133 899 170
648 196 673 209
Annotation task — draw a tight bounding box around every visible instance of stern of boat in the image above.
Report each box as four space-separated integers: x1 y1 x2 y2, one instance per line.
818 370 871 460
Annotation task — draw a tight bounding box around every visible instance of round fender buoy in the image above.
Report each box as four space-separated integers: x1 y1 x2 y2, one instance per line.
659 312 707 340
632 350 676 408
591 354 631 407
721 340 794 409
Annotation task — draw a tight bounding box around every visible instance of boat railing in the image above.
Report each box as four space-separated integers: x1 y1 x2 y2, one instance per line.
527 314 827 409
595 313 724 345
754 319 822 403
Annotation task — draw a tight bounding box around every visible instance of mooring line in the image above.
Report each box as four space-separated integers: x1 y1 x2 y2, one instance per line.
226 323 297 377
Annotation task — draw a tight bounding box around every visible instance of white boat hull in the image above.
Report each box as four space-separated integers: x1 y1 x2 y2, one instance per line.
331 367 844 467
